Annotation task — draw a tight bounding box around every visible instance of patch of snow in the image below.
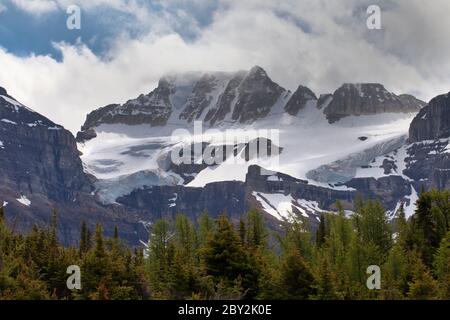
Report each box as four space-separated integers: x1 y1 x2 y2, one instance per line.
168 193 178 207
1 119 17 125
0 141 4 149
404 186 418 218
253 192 297 221
2 201 8 207
16 195 31 207
252 192 326 221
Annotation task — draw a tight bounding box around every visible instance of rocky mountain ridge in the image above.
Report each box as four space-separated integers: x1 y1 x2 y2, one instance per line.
2 66 450 246
77 67 425 142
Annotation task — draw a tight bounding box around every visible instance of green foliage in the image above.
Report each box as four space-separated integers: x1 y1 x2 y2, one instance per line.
0 189 449 300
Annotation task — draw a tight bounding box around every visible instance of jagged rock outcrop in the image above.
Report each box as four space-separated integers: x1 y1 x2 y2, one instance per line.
401 92 450 190
409 92 450 142
76 66 288 141
230 66 286 122
81 77 174 130
323 83 425 123
284 85 317 116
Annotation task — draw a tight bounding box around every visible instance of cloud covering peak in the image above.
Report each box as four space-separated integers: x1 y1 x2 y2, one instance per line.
1 0 450 132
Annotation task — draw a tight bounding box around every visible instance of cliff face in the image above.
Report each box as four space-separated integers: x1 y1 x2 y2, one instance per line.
284 85 317 116
404 92 450 190
323 83 425 123
409 92 450 142
0 88 91 202
0 88 147 245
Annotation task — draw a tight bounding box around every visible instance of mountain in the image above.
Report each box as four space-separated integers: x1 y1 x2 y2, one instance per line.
4 65 446 245
322 83 425 123
77 66 289 142
0 87 147 245
405 92 450 190
74 66 433 228
409 92 450 142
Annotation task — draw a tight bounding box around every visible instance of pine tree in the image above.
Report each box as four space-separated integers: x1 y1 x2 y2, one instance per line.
407 256 439 300
198 210 213 245
246 209 267 249
239 218 246 245
410 191 443 266
433 231 450 299
354 200 392 258
94 224 106 259
201 214 258 298
278 248 315 299
316 214 326 248
311 254 337 300
147 219 171 298
79 221 89 257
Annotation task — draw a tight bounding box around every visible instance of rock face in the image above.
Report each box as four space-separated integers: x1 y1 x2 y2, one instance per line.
117 181 247 221
323 83 425 123
230 66 285 122
245 166 354 211
284 85 317 116
77 66 289 141
117 165 416 232
0 88 91 202
0 87 147 245
81 77 174 130
345 176 411 210
403 140 450 190
409 92 450 142
401 94 450 190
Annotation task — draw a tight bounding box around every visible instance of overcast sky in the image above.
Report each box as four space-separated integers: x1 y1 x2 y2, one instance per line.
1 0 450 133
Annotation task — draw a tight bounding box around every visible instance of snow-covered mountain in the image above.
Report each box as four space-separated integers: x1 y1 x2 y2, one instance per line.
75 66 430 225
2 65 450 244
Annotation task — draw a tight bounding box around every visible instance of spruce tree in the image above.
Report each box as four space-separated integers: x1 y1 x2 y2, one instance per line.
433 231 450 299
201 214 258 298
79 221 89 257
316 214 326 248
279 248 315 299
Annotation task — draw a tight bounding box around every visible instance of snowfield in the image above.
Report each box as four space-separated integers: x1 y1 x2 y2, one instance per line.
79 100 417 205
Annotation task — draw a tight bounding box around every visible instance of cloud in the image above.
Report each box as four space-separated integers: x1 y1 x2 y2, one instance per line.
10 0 58 15
1 0 450 134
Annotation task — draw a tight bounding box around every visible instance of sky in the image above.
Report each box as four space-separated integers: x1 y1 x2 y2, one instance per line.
1 0 450 133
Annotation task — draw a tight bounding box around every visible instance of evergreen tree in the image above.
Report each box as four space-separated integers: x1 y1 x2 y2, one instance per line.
201 214 258 298
407 256 439 300
434 231 450 299
278 248 315 299
246 209 267 249
79 221 89 257
316 214 326 248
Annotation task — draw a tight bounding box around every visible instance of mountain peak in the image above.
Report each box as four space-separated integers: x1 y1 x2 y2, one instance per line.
409 91 450 142
0 86 8 96
323 83 424 123
248 65 268 78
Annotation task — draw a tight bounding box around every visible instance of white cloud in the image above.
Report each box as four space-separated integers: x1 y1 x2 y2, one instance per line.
10 0 58 14
1 0 450 134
